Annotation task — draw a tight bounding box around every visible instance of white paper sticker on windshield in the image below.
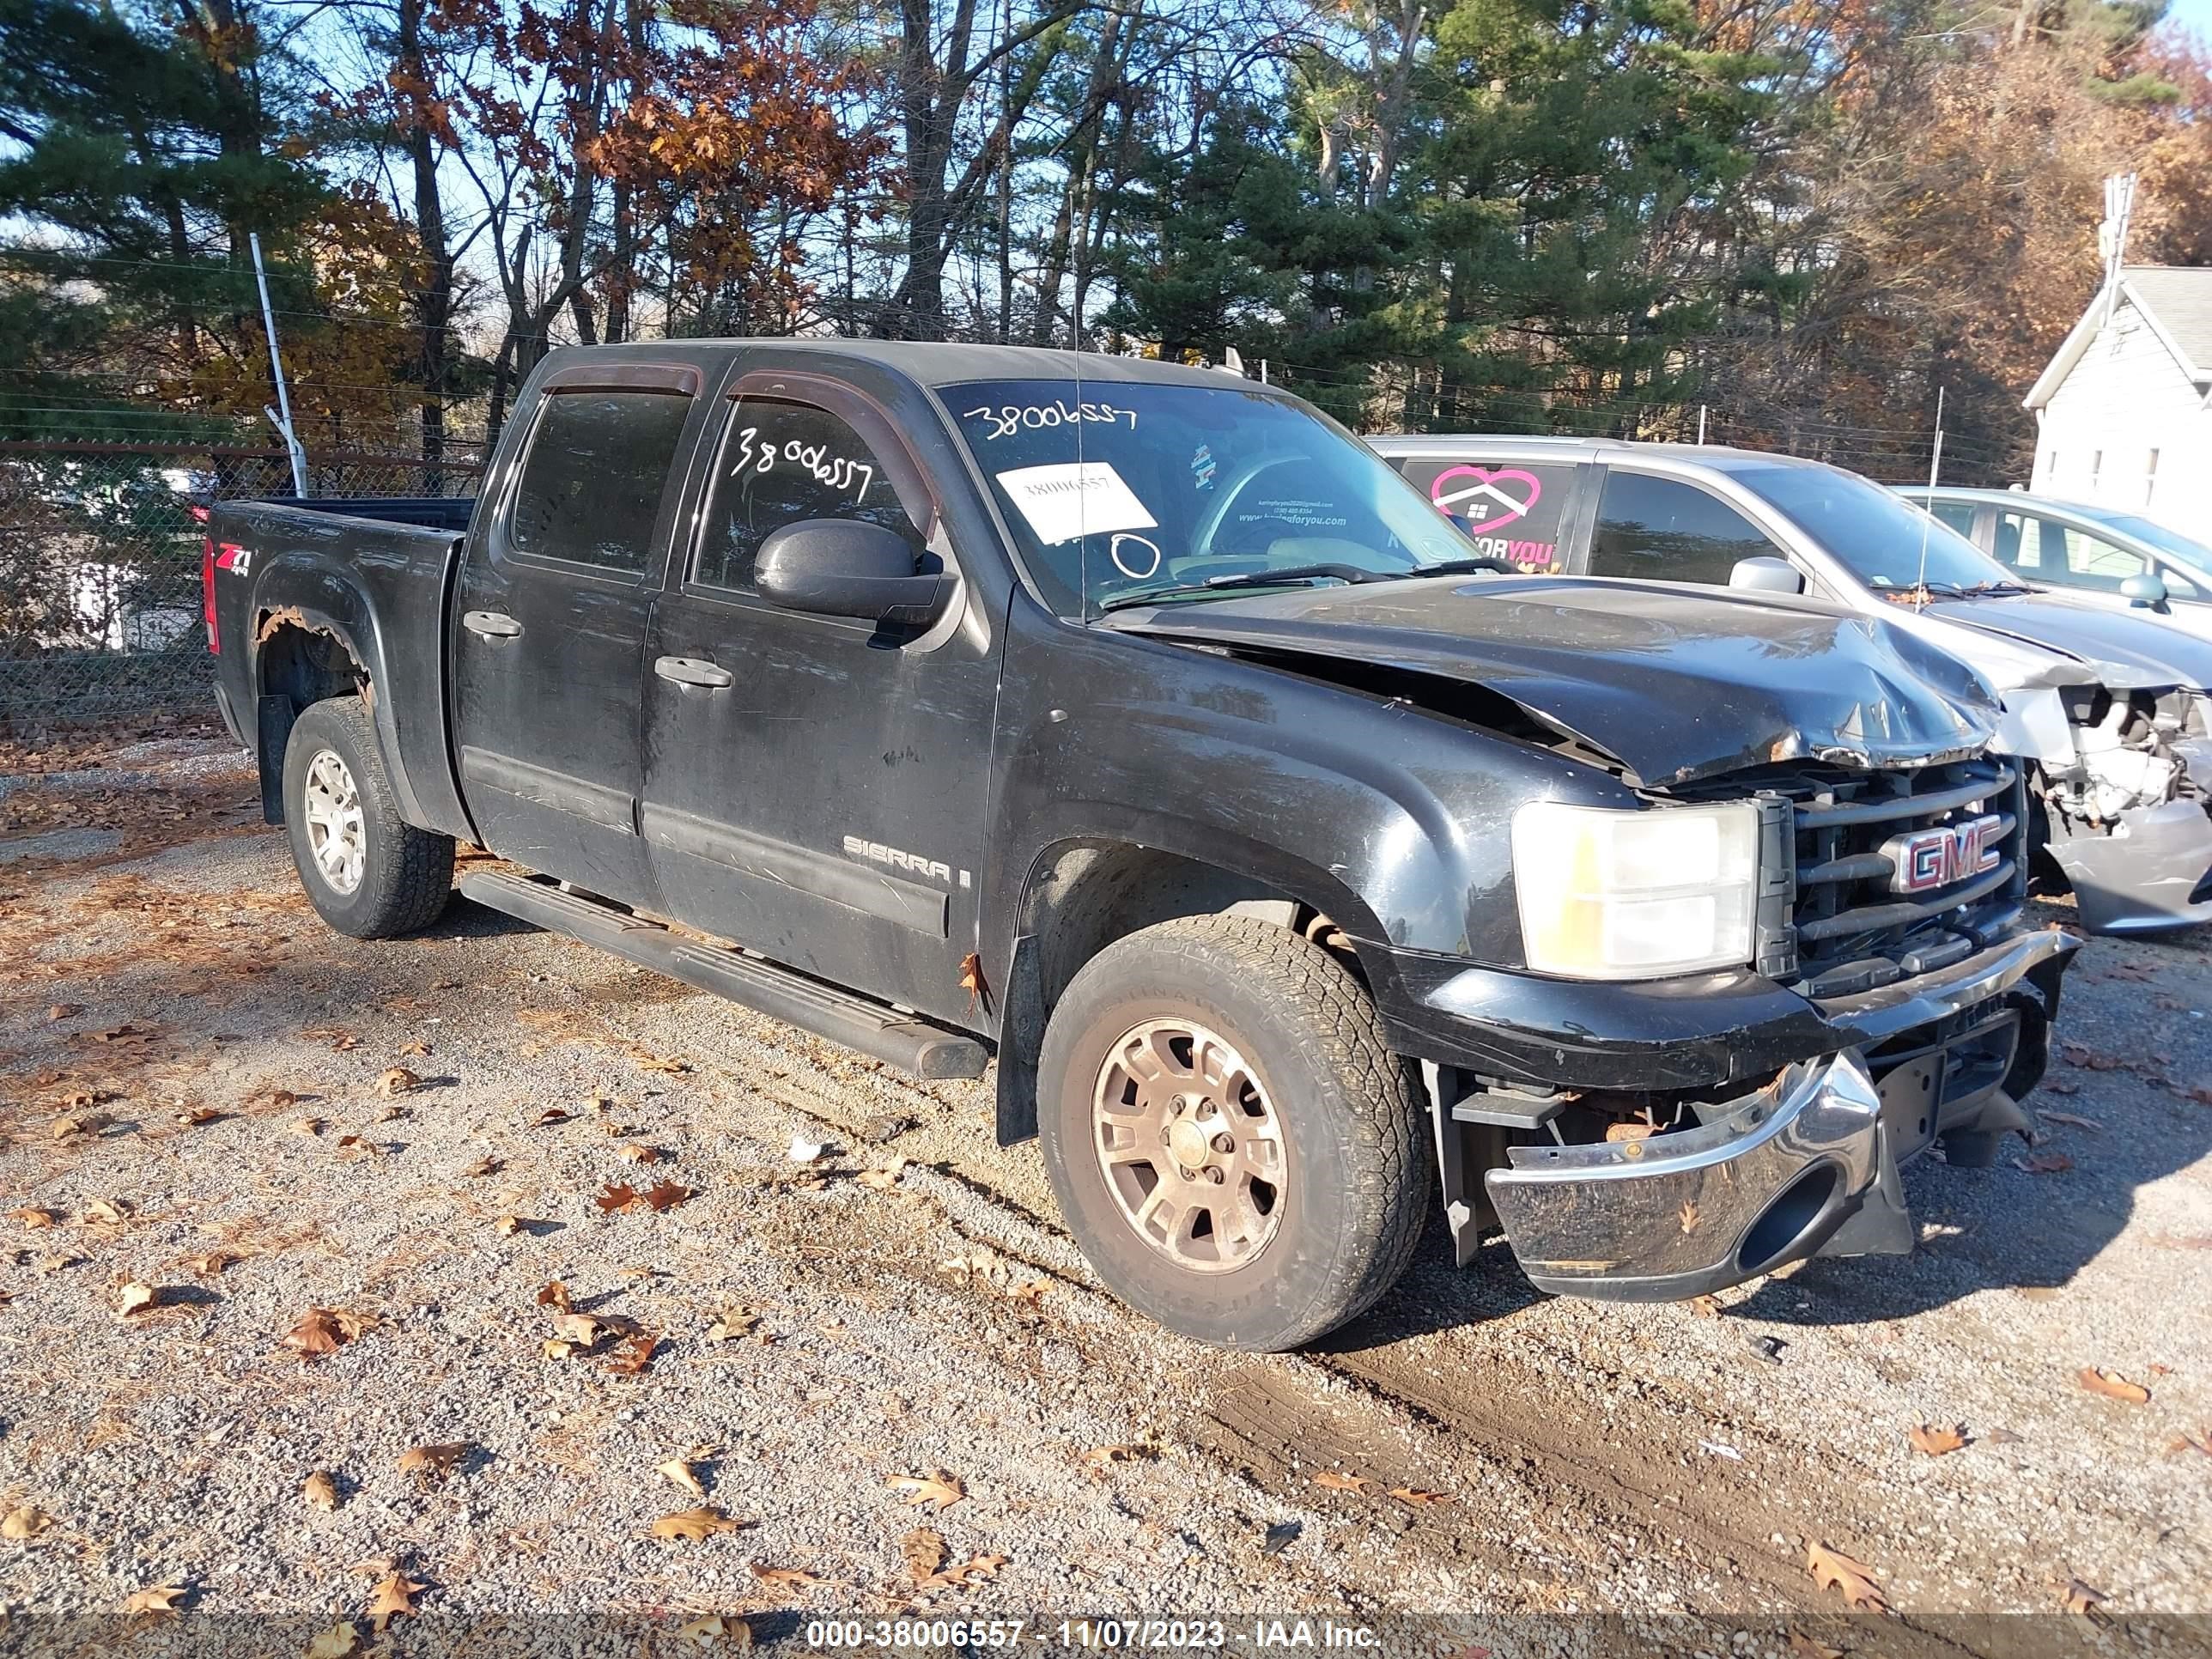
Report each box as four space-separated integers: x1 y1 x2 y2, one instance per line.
995 461 1159 547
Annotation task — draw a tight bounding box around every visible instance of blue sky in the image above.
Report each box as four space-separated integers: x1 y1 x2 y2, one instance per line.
2170 0 2212 33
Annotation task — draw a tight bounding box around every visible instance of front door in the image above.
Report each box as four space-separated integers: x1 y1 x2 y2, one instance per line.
452 364 702 908
640 374 1001 1025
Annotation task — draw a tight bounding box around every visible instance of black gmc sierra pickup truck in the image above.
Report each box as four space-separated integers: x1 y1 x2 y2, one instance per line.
204 341 2077 1351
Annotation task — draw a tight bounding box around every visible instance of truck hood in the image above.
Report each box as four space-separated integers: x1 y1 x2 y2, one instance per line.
1103 574 1999 787
1914 592 2212 693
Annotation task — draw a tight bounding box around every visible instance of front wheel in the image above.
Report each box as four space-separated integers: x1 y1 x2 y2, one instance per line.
1037 915 1430 1352
282 696 453 939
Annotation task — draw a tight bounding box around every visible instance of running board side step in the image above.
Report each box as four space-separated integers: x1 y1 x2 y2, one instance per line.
459 871 990 1081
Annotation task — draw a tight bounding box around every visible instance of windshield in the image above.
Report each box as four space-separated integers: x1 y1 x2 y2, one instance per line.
941 378 1476 616
2078 509 2212 574
1735 465 2015 592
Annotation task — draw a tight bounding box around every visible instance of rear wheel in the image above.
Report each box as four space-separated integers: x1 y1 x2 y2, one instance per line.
282 696 453 939
1037 915 1429 1352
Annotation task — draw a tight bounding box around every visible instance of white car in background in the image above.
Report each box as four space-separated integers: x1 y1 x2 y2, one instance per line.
1897 485 2212 641
1370 436 2212 933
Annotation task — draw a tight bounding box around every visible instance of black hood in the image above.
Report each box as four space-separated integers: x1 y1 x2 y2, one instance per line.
1104 574 2001 787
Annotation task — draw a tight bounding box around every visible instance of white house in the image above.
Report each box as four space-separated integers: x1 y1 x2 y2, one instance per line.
2023 264 2212 536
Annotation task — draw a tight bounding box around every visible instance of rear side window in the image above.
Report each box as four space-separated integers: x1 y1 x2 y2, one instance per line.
1589 472 1784 586
1929 500 1977 538
693 398 927 592
1395 459 1580 571
507 390 694 574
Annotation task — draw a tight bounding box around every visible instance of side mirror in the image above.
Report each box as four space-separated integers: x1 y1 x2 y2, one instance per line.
1729 556 1805 596
756 519 950 626
2119 571 2169 609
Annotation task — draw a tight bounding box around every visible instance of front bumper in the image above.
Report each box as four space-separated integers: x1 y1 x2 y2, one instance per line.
1449 927 2080 1300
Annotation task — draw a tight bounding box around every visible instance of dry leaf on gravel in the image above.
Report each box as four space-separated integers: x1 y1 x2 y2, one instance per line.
283 1307 375 1358
676 1615 749 1648
900 1528 947 1581
1909 1423 1968 1456
1806 1541 1889 1613
123 1582 185 1617
80 1198 132 1226
306 1622 361 1659
705 1304 760 1341
595 1182 641 1213
1388 1487 1455 1506
606 1334 657 1376
1081 1444 1139 1468
493 1215 530 1237
182 1251 237 1278
2039 1111 2102 1132
175 1106 221 1127
2015 1152 2074 1175
303 1470 339 1511
532 1107 572 1127
535 1280 572 1312
615 1142 661 1164
289 1116 325 1137
2061 1577 2108 1618
114 1281 160 1318
398 1040 432 1058
641 1179 692 1212
9 1207 57 1231
885 1471 964 1511
461 1155 501 1178
397 1443 471 1481
748 1564 829 1592
50 1113 107 1139
1 1505 52 1540
659 1458 707 1499
1312 1471 1375 1494
856 1160 908 1192
2079 1367 2152 1404
366 1568 425 1631
921 1553 1008 1589
650 1506 745 1541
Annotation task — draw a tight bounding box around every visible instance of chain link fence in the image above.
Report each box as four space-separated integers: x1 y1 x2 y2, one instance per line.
0 439 483 732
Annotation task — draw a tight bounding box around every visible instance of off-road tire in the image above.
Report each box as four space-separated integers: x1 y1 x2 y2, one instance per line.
283 696 453 939
1037 915 1430 1352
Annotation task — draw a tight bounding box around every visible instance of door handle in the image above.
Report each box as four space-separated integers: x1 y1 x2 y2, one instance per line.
654 654 734 690
463 610 524 640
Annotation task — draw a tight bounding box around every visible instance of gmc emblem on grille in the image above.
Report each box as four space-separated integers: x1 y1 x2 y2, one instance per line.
1881 814 2002 895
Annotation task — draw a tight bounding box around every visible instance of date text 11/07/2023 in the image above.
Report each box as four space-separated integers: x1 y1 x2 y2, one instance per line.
800 1620 1383 1650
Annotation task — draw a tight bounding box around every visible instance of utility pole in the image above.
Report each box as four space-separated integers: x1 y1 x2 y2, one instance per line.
251 233 309 498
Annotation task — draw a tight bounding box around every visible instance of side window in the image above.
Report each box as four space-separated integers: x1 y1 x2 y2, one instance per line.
508 390 693 574
1396 459 1580 571
1992 512 2036 570
1929 500 1977 538
694 398 926 592
2000 513 2146 592
1589 472 1785 586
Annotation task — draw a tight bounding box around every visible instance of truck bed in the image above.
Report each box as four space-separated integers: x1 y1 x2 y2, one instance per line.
206 496 476 841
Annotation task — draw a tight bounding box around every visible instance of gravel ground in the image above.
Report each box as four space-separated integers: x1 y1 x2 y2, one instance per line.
0 735 2208 1658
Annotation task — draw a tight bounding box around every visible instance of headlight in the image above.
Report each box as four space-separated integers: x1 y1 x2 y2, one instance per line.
1510 799 1760 980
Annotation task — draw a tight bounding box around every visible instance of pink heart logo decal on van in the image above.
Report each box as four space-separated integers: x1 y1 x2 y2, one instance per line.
1430 465 1542 536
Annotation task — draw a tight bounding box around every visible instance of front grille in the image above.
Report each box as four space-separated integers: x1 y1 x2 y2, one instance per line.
1676 757 2028 998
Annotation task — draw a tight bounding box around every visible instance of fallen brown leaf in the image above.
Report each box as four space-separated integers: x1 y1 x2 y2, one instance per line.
305 1621 361 1659
650 1506 745 1541
920 1553 1007 1589
79 1197 132 1225
855 1161 907 1192
641 1179 692 1212
1909 1423 1968 1455
595 1182 641 1213
1081 1444 1138 1468
2061 1577 2107 1618
398 1040 433 1058
123 1582 185 1617
303 1470 339 1511
366 1568 424 1631
1806 1540 1889 1613
885 1471 964 1511
532 1106 571 1127
2015 1152 2074 1175
706 1304 760 1341
1 1504 52 1540
175 1106 222 1127
183 1250 238 1278
2079 1367 2152 1405
289 1115 325 1137
1388 1486 1455 1506
900 1528 947 1581
535 1280 572 1312
676 1615 750 1648
616 1142 661 1164
659 1457 707 1499
606 1334 657 1376
9 1206 57 1231
396 1443 470 1481
461 1155 502 1178
493 1215 526 1237
374 1068 420 1098
282 1307 375 1358
114 1280 160 1318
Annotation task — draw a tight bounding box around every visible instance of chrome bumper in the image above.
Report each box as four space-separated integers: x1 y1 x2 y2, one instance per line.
1485 1051 1889 1302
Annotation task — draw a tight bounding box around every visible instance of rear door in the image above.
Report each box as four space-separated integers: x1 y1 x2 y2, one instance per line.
1389 454 1588 573
1991 506 2203 607
638 372 1000 1025
452 362 704 908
